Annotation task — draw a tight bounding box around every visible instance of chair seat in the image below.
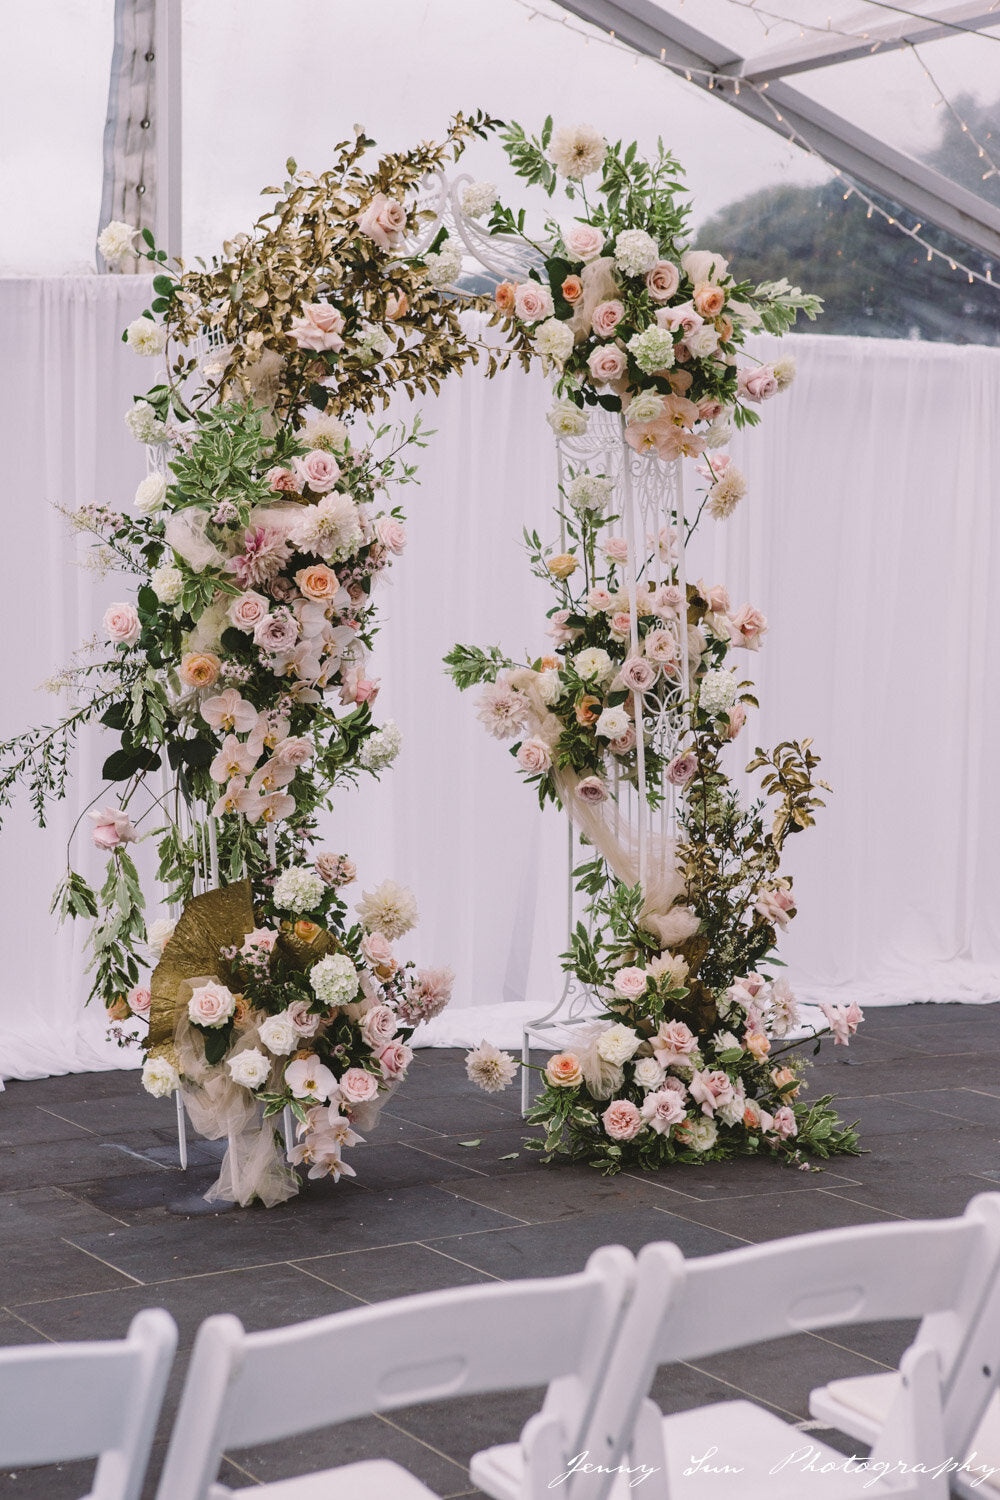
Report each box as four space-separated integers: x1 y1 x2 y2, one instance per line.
470 1439 522 1498
212 1459 441 1498
812 1375 1000 1499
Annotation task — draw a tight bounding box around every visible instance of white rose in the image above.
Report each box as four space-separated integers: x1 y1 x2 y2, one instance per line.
684 324 720 358
681 249 730 285
679 1117 719 1152
716 1093 747 1127
141 1055 179 1097
546 400 589 437
624 390 666 426
126 318 167 357
259 1013 299 1056
187 981 236 1029
596 1023 642 1066
151 565 183 604
537 668 561 705
573 646 614 683
633 1057 667 1090
228 1047 271 1089
134 473 167 514
595 706 630 739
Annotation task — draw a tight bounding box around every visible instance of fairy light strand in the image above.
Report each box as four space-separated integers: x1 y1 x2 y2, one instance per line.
908 40 1000 183
508 0 999 291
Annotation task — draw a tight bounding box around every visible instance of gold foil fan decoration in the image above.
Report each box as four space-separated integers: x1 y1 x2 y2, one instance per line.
148 881 255 1049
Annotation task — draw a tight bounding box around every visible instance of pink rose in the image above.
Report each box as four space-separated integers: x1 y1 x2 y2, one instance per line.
613 966 649 1000
103 603 140 646
357 193 407 251
240 927 278 955
293 450 340 494
609 611 632 640
645 261 681 301
587 588 615 613
267 466 299 493
253 611 299 653
287 998 321 1037
516 737 552 774
689 1068 735 1117
563 223 606 261
738 366 779 403
575 776 609 804
697 398 725 421
339 1066 380 1104
361 1003 398 1049
288 303 346 352
514 283 555 323
376 516 407 555
587 345 627 384
640 1087 686 1134
620 656 657 694
546 608 578 646
819 1001 863 1046
592 299 625 338
755 886 795 928
361 932 398 978
729 604 768 649
379 1041 413 1079
602 1098 642 1141
603 537 629 563
609 727 636 756
771 1105 798 1139
187 980 236 1029
89 805 136 850
724 704 746 741
127 985 151 1016
666 752 698 787
315 852 356 886
651 1019 698 1065
656 302 702 335
651 585 684 620
645 630 679 668
697 579 731 614
227 591 270 633
273 736 314 767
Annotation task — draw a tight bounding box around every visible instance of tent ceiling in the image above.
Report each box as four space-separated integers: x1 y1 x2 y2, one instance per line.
551 0 1000 258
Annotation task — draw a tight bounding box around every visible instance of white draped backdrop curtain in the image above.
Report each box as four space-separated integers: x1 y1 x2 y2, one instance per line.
2 275 999 1079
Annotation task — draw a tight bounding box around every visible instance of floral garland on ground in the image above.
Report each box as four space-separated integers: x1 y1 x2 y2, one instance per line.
0 117 496 1193
445 120 861 1173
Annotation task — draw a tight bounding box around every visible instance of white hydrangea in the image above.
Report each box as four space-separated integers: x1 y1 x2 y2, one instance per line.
567 474 614 512
357 322 393 359
126 317 167 357
633 1056 667 1090
141 1055 179 1097
534 317 574 367
596 706 630 739
358 720 402 771
624 390 666 426
614 229 660 277
573 646 614 683
228 1048 270 1089
549 124 606 180
134 472 167 514
259 1013 299 1056
146 916 176 959
459 180 498 218
357 879 418 940
627 326 676 374
595 1023 641 1065
424 246 463 288
151 565 183 604
125 401 168 445
699 669 738 716
546 399 589 438
310 952 360 1006
272 866 325 914
97 219 138 266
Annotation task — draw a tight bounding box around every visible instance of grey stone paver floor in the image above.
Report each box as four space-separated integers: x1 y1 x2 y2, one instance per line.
2 1001 999 1496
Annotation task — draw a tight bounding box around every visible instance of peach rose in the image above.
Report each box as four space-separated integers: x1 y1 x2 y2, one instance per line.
361 932 398 980
602 1098 642 1141
592 299 625 338
293 919 322 944
516 737 552 774
107 995 130 1021
645 261 681 301
561 275 583 303
179 652 221 689
545 1052 583 1088
693 284 726 318
547 553 578 579
575 694 602 726
295 563 340 601
587 345 627 384
494 281 517 313
563 223 606 261
771 1066 800 1100
103 603 141 645
745 1031 771 1062
385 291 409 320
715 315 734 343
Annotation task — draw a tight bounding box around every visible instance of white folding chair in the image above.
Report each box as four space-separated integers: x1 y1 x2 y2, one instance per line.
560 1194 1000 1500
154 1244 635 1500
0 1307 177 1500
811 1199 1000 1499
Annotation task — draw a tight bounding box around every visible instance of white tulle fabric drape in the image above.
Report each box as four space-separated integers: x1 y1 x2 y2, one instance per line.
2 278 1000 1079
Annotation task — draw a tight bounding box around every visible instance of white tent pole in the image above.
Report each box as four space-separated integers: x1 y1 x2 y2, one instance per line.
154 0 182 262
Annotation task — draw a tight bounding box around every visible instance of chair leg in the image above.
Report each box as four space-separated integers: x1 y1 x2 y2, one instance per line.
282 1105 295 1157
175 1089 188 1170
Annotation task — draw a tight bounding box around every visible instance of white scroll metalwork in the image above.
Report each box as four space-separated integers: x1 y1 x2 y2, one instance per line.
521 408 691 1111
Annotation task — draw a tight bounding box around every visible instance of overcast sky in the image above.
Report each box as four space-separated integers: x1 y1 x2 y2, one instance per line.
4 0 998 272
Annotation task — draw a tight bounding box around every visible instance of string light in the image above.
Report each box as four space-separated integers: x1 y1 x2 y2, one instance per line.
907 42 1000 190
505 0 1000 294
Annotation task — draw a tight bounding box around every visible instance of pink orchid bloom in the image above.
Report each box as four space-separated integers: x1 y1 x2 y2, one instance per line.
201 688 258 735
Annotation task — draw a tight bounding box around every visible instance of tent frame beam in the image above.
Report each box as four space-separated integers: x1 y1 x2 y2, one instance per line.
553 0 1000 260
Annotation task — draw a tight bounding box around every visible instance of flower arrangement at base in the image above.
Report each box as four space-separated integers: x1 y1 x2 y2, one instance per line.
445 118 860 1174
144 860 452 1204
